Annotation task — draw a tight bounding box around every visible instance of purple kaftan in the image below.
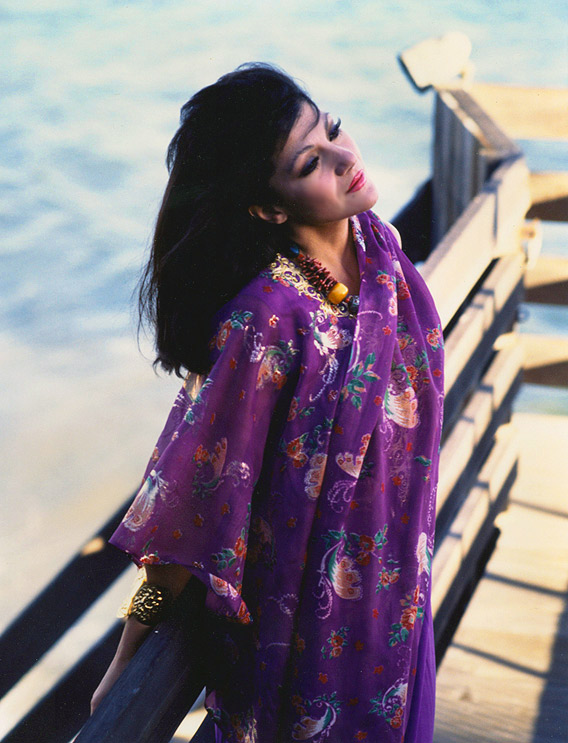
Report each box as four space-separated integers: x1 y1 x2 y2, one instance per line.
110 211 444 743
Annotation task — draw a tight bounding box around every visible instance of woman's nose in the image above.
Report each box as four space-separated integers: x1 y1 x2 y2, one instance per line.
334 146 357 175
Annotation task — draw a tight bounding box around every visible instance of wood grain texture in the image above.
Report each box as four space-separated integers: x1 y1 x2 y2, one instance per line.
434 413 568 743
470 83 568 141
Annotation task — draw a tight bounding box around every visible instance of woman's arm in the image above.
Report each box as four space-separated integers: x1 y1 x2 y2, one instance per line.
90 563 191 715
383 220 402 248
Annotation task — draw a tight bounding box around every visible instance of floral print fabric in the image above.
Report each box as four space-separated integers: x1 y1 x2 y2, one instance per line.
110 211 444 742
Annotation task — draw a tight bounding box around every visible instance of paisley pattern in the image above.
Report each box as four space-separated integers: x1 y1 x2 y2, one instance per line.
110 211 444 743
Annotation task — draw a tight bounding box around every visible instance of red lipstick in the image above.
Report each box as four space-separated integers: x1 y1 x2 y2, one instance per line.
347 169 366 193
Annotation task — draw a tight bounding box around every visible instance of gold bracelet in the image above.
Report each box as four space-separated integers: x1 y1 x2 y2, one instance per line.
127 582 173 626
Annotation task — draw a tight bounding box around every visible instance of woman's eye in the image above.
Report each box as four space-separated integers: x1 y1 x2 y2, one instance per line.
300 157 319 177
329 117 342 141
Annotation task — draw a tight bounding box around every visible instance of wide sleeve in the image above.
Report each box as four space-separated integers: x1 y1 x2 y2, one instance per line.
109 294 300 622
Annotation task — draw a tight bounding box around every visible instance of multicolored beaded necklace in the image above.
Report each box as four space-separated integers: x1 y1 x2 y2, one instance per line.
289 244 360 317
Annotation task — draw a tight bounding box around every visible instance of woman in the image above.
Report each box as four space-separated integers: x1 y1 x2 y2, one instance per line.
91 63 444 742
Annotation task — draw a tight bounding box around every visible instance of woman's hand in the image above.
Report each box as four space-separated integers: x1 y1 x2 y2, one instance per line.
90 564 191 715
90 614 151 715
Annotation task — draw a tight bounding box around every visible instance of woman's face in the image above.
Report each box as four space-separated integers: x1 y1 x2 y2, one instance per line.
267 101 378 228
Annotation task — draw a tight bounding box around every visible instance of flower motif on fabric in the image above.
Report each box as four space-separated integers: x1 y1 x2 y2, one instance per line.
426 325 443 351
288 396 315 421
369 680 407 729
414 454 433 482
396 278 411 301
376 559 401 592
341 353 380 410
291 692 342 741
256 340 299 390
336 433 372 478
192 438 251 499
286 436 309 468
388 586 425 646
211 310 254 351
321 626 350 659
210 574 240 599
211 523 247 573
140 549 161 565
376 270 396 294
281 420 333 477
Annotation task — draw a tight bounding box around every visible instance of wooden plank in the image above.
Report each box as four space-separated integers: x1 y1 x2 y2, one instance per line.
433 92 456 242
518 333 568 387
443 269 523 432
449 98 466 227
524 255 568 304
444 253 525 395
438 340 523 518
450 87 520 159
432 423 519 625
489 157 532 257
422 189 497 328
527 172 568 222
434 413 568 743
470 83 568 141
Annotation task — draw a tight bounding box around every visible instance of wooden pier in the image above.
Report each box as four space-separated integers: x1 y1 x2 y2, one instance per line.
434 412 568 743
430 57 568 743
1 36 567 743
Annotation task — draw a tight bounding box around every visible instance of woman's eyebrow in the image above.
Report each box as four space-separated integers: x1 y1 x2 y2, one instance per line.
287 111 329 172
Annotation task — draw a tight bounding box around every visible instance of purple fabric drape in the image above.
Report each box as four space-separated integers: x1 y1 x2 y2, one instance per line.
110 211 444 742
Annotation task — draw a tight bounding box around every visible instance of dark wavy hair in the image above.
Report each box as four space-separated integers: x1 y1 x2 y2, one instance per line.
138 63 317 376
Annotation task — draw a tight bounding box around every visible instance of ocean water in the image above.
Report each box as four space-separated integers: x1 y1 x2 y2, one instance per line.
1 0 567 658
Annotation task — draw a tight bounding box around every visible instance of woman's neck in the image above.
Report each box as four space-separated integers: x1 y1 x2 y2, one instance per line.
289 218 360 295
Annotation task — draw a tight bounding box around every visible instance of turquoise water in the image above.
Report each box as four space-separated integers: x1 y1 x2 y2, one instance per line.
1 0 567 626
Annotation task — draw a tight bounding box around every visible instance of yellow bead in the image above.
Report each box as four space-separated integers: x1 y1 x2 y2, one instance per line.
327 282 349 304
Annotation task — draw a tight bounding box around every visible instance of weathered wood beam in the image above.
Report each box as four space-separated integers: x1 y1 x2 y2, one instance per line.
518 333 568 387
432 423 519 650
423 189 497 328
524 254 568 304
438 340 523 522
444 253 524 399
470 83 568 141
527 172 568 222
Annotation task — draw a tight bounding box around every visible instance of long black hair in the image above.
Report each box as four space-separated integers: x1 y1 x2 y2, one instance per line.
138 63 317 376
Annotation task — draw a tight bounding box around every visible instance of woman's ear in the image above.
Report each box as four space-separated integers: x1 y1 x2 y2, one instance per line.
248 204 288 224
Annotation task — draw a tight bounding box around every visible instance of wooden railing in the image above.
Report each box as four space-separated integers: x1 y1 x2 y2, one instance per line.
0 85 531 743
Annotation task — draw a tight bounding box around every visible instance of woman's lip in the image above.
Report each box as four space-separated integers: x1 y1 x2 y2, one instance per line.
347 169 366 193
